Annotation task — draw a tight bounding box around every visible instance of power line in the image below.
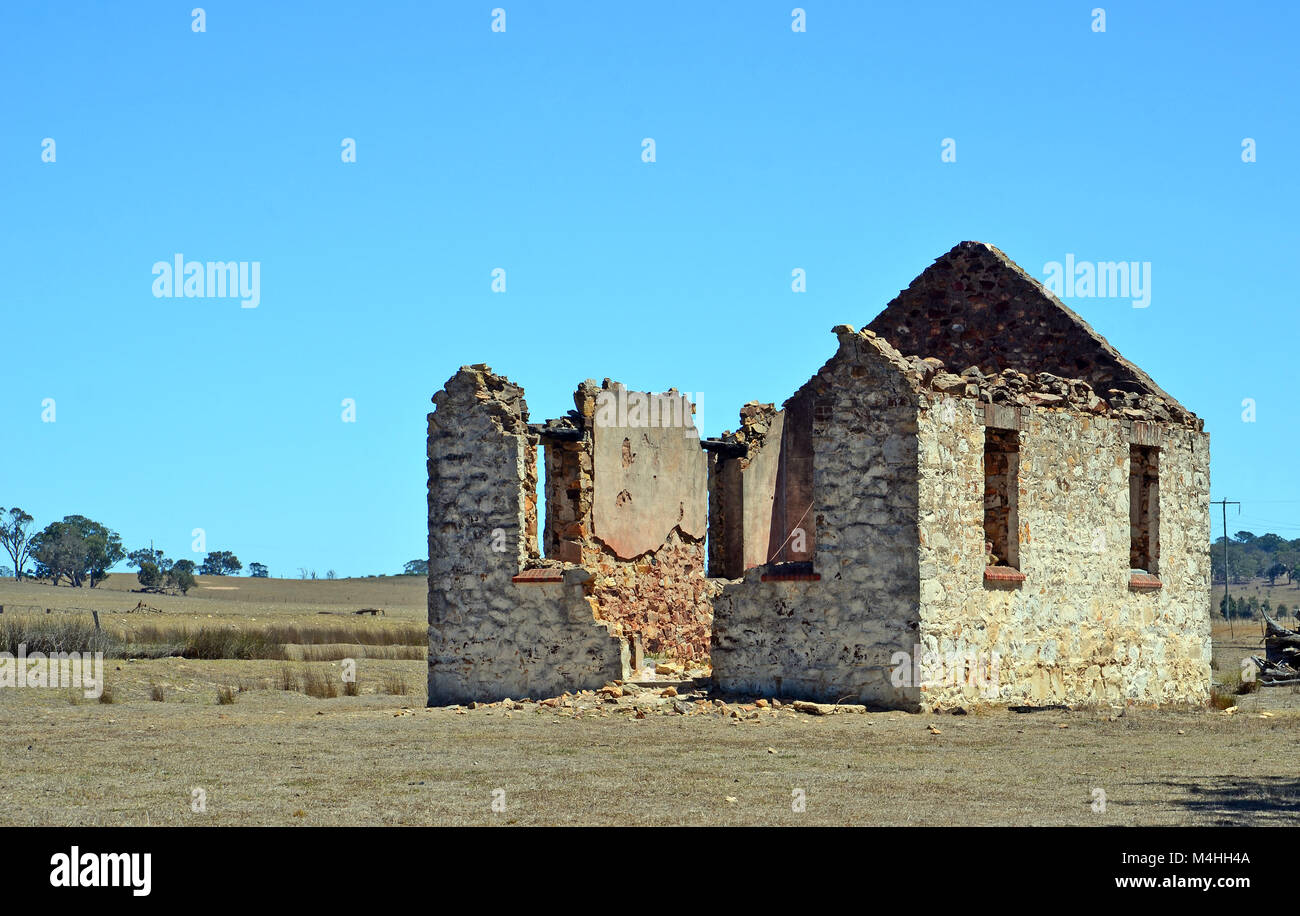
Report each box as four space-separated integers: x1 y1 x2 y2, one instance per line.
1212 499 1241 638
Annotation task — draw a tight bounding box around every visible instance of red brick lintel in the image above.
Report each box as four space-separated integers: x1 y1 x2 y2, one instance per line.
511 568 565 584
984 566 1026 584
1129 573 1163 590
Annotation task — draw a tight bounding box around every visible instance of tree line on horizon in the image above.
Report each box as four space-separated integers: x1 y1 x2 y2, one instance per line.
3 507 1296 588
0 506 262 592
1212 531 1300 587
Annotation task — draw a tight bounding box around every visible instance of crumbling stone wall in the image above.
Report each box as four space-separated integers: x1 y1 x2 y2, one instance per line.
866 241 1198 426
706 396 815 578
706 402 783 578
711 320 1210 710
429 242 1211 710
915 395 1210 709
540 381 714 661
427 366 625 704
710 327 924 707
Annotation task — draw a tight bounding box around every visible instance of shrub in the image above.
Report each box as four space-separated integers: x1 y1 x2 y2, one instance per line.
1209 688 1236 710
183 628 284 661
382 672 410 696
301 667 338 699
277 665 299 692
149 684 165 702
136 561 163 589
216 685 236 705
0 615 115 656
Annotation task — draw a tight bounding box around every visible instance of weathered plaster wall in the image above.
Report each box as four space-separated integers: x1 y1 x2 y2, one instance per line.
706 396 814 577
915 397 1211 710
427 366 626 705
739 408 784 570
710 327 924 707
590 384 707 559
770 392 816 565
541 380 714 660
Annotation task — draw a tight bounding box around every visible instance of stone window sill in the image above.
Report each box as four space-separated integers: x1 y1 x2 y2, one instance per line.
984 566 1026 585
1129 573 1162 590
511 568 564 584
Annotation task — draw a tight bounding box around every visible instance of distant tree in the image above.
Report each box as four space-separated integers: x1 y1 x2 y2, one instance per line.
326 569 337 580
403 559 429 576
310 569 317 580
199 551 242 576
167 560 196 595
0 507 36 580
298 568 309 580
136 561 164 589
1278 551 1298 584
249 562 269 578
1257 533 1287 553
32 529 84 586
1267 562 1288 587
129 548 180 591
0 565 10 577
127 548 172 574
30 516 125 587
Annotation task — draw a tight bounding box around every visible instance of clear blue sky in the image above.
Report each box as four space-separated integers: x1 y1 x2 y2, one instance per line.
1 1 1296 577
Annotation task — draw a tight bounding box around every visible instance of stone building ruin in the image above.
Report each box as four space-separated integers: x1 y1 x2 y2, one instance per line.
428 241 1212 710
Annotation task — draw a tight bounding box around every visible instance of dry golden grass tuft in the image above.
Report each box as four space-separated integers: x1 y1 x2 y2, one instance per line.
301 667 339 699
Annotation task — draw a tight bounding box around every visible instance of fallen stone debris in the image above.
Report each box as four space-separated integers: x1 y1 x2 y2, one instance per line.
430 682 879 721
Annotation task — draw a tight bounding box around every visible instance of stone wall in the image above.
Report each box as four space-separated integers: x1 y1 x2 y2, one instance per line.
706 395 815 577
540 380 714 660
427 366 626 705
865 241 1198 426
710 327 924 707
915 395 1211 710
711 323 1210 711
428 243 1212 710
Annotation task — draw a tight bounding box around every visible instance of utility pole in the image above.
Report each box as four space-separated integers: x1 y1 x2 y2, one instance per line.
1212 499 1241 638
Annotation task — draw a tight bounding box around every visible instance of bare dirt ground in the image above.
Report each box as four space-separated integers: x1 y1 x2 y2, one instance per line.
0 576 1297 826
1 665 1296 826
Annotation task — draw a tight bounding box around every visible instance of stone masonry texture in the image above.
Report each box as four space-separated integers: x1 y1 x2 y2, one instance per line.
543 380 715 661
427 365 625 705
430 242 1212 711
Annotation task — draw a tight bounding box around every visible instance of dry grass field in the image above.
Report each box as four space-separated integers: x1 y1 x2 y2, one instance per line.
0 574 1296 826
